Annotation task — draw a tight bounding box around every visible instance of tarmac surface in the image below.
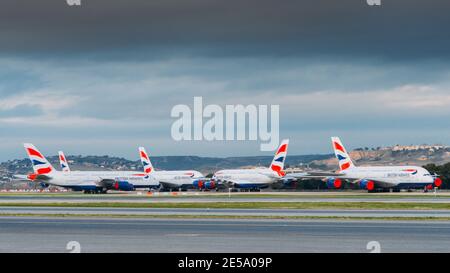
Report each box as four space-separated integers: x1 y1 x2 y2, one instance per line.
1 206 450 218
1 191 450 203
0 217 449 253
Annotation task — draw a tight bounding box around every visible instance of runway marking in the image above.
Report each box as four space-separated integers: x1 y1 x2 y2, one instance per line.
164 234 201 237
1 218 450 231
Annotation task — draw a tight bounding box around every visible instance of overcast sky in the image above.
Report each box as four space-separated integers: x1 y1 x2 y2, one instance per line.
0 0 449 161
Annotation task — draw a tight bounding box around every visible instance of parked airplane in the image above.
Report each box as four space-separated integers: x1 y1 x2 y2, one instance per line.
212 139 289 191
289 137 442 192
58 151 70 173
24 143 159 193
138 147 207 191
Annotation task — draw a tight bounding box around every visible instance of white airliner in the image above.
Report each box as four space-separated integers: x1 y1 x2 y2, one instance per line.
289 137 442 192
212 139 289 190
24 143 159 193
138 147 207 190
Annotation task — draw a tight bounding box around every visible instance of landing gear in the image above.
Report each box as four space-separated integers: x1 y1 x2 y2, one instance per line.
83 189 107 194
368 187 399 193
238 188 261 192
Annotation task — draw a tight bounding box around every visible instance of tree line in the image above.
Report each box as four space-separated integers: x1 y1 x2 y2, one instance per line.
424 163 450 189
279 163 450 190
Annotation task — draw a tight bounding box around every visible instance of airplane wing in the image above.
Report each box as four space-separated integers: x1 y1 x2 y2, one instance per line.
220 179 268 188
20 174 62 188
159 181 186 189
31 174 52 181
97 178 116 189
345 178 393 188
285 172 345 180
286 172 396 189
11 175 30 182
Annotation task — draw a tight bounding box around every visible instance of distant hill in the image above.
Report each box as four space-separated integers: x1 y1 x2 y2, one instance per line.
1 144 449 181
310 145 450 170
0 154 332 178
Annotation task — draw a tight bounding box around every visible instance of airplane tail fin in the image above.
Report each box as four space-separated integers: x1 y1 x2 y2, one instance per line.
23 143 56 175
139 147 154 176
331 137 355 171
270 139 289 177
58 151 71 173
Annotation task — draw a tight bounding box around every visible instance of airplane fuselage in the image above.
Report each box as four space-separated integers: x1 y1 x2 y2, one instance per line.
34 170 159 190
152 170 205 189
339 166 435 188
213 168 279 188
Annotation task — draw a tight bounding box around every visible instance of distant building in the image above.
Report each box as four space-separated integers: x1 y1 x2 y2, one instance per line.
390 144 448 152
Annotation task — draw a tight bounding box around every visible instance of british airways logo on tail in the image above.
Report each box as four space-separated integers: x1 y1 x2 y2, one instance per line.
333 142 346 154
270 139 289 177
331 138 354 172
402 169 418 175
33 159 47 166
27 148 45 159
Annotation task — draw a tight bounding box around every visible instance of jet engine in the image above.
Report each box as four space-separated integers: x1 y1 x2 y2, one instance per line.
27 173 38 181
193 179 216 189
325 178 342 189
359 179 375 191
193 179 204 189
113 181 134 191
204 181 216 190
434 177 443 188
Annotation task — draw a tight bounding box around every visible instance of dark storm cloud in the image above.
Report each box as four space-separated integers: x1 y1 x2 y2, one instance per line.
1 0 450 60
0 0 449 161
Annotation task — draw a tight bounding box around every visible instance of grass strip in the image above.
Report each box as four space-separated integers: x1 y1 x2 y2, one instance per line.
1 201 450 210
1 193 449 199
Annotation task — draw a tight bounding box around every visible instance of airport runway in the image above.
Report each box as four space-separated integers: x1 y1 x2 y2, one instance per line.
0 217 449 253
1 193 450 203
2 206 450 218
